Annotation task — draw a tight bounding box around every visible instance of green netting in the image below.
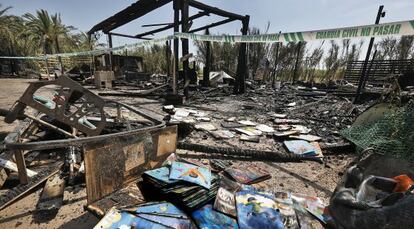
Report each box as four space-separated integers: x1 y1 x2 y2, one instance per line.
341 101 414 161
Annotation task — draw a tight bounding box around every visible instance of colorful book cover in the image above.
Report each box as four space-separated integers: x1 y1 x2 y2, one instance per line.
132 202 194 229
273 192 299 228
132 217 172 229
94 208 137 229
169 161 212 189
143 167 179 184
134 202 187 217
291 194 332 226
137 214 193 229
225 165 270 184
213 176 242 217
192 204 239 229
291 201 324 229
235 190 284 229
284 140 316 156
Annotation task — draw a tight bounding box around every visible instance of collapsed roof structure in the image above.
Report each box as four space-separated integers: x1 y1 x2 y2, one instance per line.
88 0 251 95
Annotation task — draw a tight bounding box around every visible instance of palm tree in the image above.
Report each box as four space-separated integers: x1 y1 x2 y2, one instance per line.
23 9 73 55
0 4 14 55
0 4 11 30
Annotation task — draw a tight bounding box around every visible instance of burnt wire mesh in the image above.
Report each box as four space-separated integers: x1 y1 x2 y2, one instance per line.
341 101 414 161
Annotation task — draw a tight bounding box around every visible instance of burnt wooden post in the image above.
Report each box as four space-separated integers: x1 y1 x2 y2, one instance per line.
272 42 280 88
292 42 302 83
165 40 171 78
181 0 190 97
107 33 114 71
354 5 385 104
202 28 211 87
173 0 180 95
234 15 250 94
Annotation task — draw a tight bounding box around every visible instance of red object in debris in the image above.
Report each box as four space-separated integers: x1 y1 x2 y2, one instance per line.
393 174 414 193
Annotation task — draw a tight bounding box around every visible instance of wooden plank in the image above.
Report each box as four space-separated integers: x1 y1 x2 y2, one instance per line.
0 156 37 177
86 184 145 217
0 162 63 211
84 126 177 204
36 173 65 211
14 150 29 184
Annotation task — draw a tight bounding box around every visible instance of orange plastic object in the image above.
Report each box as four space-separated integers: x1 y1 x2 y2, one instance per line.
393 174 414 193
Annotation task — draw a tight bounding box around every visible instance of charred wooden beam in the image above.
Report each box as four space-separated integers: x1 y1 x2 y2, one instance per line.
109 32 152 40
202 28 211 87
188 0 245 20
234 16 250 94
135 11 208 38
0 162 63 211
142 22 172 27
173 0 180 94
188 18 237 33
93 0 173 33
181 0 190 97
107 33 113 71
177 142 322 162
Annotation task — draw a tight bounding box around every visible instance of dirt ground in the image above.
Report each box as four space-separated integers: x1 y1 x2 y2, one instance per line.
0 78 355 228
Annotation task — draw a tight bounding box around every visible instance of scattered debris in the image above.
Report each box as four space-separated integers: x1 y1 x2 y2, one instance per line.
284 140 318 156
290 134 322 142
224 165 271 184
255 124 274 133
194 123 217 131
235 127 262 136
240 134 260 143
210 130 235 139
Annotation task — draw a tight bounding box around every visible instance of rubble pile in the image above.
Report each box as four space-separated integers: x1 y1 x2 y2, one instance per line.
0 76 412 229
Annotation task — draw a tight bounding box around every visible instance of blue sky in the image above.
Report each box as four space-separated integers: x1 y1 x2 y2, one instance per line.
2 0 414 52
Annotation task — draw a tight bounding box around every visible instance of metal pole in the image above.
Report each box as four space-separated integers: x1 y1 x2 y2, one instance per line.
354 5 385 103
362 49 378 89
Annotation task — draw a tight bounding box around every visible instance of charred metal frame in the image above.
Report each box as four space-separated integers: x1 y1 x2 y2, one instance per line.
1 91 166 185
5 76 107 136
2 101 165 151
88 0 250 95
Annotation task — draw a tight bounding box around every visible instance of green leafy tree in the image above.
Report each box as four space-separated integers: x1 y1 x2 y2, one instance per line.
23 9 74 55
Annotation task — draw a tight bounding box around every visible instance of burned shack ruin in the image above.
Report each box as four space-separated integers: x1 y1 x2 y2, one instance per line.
0 1 413 229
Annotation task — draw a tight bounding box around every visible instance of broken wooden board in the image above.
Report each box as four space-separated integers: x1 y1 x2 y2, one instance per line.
36 173 65 211
84 125 177 204
0 161 63 211
0 116 39 188
86 184 145 217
